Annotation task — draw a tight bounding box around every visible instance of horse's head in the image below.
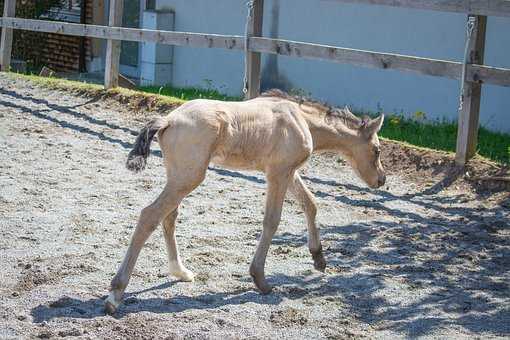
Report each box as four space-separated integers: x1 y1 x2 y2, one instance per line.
327 109 386 189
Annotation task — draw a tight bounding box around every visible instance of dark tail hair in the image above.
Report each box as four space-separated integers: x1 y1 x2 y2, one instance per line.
126 118 169 172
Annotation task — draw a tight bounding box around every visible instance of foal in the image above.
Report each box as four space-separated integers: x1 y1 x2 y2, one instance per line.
105 90 385 314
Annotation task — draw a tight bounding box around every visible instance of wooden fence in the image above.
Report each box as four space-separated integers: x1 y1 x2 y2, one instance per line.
1 0 509 165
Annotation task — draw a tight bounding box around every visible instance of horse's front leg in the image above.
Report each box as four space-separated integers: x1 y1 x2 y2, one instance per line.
288 173 326 271
250 167 293 294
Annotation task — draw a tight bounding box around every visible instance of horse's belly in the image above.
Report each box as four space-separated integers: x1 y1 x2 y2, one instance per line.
210 151 263 171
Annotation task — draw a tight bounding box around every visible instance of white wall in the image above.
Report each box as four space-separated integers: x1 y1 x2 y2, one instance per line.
153 0 510 132
153 0 246 93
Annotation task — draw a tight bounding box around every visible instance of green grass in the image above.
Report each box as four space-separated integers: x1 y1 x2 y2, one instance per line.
8 72 185 107
380 115 510 165
139 85 242 102
12 72 104 92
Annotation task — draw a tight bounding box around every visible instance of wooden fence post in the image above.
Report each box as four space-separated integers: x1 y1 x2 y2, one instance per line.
455 15 486 165
0 0 16 72
245 0 264 99
104 0 123 89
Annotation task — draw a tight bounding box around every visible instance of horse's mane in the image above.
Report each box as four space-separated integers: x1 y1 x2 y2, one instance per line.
260 89 363 129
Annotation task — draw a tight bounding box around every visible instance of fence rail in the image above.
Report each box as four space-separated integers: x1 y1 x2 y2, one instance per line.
325 0 510 17
2 17 509 88
0 17 246 50
1 0 509 165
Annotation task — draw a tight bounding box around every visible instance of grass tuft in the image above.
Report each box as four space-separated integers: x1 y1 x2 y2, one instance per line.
139 85 241 102
11 72 104 93
7 72 185 108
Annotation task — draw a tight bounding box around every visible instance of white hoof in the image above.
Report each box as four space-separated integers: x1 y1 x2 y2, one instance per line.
170 268 195 282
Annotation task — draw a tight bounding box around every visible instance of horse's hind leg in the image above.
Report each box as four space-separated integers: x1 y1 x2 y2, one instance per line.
288 173 325 271
105 169 206 314
162 207 194 282
105 184 183 314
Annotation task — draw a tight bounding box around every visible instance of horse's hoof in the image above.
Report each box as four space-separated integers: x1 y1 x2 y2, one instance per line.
312 249 326 272
179 270 195 282
104 293 120 315
170 268 195 282
250 273 273 294
104 300 117 315
258 283 273 295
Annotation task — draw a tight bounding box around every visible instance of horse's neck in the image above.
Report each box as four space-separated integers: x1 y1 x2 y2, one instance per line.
301 111 355 154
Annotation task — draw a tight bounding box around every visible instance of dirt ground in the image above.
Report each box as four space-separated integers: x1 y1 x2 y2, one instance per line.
0 75 509 339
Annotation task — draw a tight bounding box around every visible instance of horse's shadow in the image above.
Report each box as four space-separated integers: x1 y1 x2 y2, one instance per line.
29 274 329 323
31 285 272 322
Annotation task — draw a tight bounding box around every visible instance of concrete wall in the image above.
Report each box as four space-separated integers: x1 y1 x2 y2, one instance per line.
151 0 246 92
118 0 510 132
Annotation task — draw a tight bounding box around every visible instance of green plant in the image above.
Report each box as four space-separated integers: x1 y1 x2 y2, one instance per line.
379 114 510 164
139 85 241 102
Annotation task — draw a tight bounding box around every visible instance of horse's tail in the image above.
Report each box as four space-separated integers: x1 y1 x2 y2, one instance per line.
126 117 169 173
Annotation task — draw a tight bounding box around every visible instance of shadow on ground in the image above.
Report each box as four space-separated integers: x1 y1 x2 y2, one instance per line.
30 214 510 336
31 285 282 323
277 217 509 336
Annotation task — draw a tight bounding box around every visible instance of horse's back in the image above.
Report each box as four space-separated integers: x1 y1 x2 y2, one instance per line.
159 98 313 171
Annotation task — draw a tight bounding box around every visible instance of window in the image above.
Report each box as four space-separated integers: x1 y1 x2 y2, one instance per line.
146 0 156 10
120 0 140 67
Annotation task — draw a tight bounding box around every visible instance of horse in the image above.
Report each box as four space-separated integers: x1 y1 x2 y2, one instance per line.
104 89 385 314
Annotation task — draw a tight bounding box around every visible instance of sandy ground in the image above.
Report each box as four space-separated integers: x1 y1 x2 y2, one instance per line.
0 75 509 339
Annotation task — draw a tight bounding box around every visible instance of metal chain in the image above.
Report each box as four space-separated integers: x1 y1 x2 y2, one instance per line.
243 0 255 95
459 16 477 111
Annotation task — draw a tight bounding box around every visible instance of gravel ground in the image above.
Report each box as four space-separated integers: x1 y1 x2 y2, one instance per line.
0 75 509 339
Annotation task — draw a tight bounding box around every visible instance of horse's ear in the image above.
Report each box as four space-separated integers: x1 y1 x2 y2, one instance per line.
325 107 337 123
363 114 384 137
